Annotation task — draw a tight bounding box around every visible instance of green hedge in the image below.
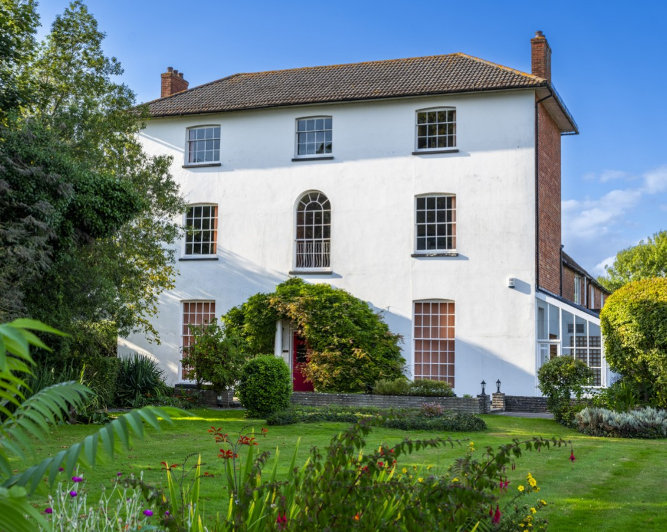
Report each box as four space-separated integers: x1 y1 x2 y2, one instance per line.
237 355 292 418
372 377 455 397
600 278 667 407
266 405 486 432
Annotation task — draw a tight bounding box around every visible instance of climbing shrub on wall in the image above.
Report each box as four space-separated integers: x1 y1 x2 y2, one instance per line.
224 278 405 393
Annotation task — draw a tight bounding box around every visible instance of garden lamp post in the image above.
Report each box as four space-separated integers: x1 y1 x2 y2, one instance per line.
496 379 501 393
480 380 486 396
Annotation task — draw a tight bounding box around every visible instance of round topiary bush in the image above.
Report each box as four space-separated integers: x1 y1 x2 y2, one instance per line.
600 278 667 407
237 355 292 418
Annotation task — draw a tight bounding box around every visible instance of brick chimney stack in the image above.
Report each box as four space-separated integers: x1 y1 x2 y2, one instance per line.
161 66 189 98
531 31 551 81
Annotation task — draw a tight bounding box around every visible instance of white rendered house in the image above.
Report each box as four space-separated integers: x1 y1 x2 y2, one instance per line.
119 32 610 396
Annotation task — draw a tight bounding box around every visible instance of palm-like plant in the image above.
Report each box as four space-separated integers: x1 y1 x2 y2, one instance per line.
0 319 184 531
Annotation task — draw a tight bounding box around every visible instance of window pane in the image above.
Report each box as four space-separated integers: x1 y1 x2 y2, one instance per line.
414 300 455 386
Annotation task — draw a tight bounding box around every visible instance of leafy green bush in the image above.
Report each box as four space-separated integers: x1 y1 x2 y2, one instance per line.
591 377 641 412
409 379 455 397
114 354 167 407
600 278 667 407
81 356 121 409
537 356 592 426
237 355 291 418
224 278 405 393
372 377 411 395
181 320 246 401
575 407 667 439
266 405 379 426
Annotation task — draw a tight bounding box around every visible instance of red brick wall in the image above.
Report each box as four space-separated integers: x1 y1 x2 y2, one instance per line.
161 69 189 98
562 266 576 302
536 103 561 295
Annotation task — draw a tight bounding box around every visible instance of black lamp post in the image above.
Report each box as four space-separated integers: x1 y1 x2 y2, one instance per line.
480 380 486 395
496 379 501 393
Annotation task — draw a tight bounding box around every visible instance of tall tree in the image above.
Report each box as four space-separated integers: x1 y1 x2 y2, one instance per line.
0 1 184 355
598 231 667 292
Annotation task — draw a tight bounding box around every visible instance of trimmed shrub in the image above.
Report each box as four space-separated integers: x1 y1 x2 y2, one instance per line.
115 354 167 407
537 356 592 426
237 355 291 418
266 405 487 432
383 412 486 432
409 379 455 397
420 402 444 417
373 377 411 395
372 378 455 397
600 278 667 407
575 407 667 439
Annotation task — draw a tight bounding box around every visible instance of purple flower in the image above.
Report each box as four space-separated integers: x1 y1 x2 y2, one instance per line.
58 467 64 472
72 476 83 483
44 508 53 514
69 490 77 497
117 472 123 477
143 509 154 517
165 510 170 516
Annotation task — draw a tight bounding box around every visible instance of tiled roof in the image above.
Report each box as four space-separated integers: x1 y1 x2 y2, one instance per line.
146 53 548 117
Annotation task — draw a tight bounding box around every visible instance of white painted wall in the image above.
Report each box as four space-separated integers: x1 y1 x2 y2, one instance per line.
120 89 541 396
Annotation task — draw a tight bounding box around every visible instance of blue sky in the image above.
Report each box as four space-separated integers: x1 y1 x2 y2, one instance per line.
37 0 666 275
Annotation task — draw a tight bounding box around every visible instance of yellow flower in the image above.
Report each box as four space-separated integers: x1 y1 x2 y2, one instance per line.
427 465 433 470
535 487 540 492
402 467 408 474
539 499 547 506
452 477 459 482
530 507 537 514
418 477 424 483
518 485 525 492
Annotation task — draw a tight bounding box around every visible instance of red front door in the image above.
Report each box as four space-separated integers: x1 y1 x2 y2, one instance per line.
292 332 314 392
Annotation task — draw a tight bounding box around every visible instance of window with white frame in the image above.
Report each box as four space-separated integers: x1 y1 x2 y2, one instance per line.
181 300 216 378
415 108 456 150
185 205 218 255
186 125 220 164
295 191 331 269
574 274 582 304
296 117 332 156
415 195 456 252
413 300 455 386
590 285 595 308
537 299 603 386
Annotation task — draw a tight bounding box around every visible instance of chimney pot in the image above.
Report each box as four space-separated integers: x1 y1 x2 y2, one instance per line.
160 66 189 98
531 31 552 81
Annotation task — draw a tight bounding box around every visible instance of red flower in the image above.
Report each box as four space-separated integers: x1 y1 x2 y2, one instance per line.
492 505 501 524
276 513 288 528
377 461 384 468
218 449 238 459
569 450 576 462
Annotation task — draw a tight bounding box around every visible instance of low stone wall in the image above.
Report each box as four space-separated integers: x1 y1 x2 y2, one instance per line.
174 384 236 407
504 396 548 413
291 392 485 414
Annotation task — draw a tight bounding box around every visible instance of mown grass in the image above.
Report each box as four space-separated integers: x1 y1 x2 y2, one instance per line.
24 408 667 530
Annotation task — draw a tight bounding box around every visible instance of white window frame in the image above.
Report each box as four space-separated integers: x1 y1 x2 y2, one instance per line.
183 204 218 257
414 194 457 254
536 292 607 388
185 125 221 165
293 191 331 271
412 299 455 387
414 107 457 152
590 285 595 308
574 274 582 305
294 116 333 158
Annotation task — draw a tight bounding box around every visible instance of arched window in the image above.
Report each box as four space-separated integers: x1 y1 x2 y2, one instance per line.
295 191 331 270
413 299 455 386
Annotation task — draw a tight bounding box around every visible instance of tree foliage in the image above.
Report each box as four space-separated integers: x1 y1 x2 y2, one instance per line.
600 277 667 407
598 231 667 292
0 1 184 355
224 278 405 393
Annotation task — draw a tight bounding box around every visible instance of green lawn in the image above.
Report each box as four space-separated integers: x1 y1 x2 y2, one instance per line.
25 409 667 530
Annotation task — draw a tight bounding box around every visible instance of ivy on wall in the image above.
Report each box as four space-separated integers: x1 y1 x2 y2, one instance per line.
224 278 405 393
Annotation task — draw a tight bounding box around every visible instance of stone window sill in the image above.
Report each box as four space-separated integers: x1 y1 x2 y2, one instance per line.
291 156 334 162
411 252 459 258
289 269 333 275
182 163 222 168
412 149 459 155
179 257 219 261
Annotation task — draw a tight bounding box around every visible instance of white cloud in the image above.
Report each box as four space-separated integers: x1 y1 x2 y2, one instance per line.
582 169 629 183
593 255 615 276
642 165 667 194
563 188 642 239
